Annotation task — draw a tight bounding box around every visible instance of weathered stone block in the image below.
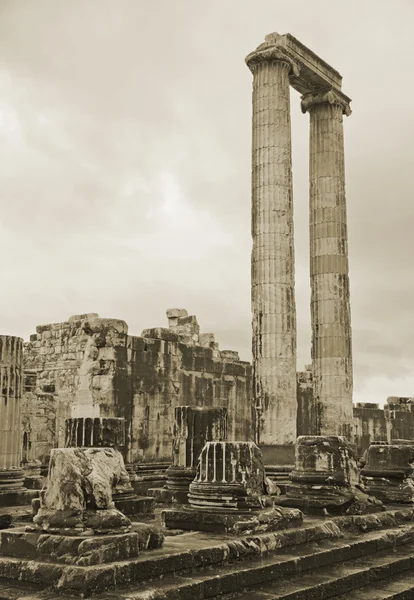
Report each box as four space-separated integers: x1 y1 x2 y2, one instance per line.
277 436 383 515
361 443 414 503
34 447 132 534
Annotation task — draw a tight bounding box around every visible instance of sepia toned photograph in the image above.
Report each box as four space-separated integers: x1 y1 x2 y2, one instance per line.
1 1 414 598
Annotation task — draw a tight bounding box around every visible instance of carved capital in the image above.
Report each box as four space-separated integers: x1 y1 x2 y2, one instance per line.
301 89 352 116
245 46 300 77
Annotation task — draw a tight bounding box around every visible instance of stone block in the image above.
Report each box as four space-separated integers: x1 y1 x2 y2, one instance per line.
220 350 240 362
361 442 414 503
162 505 302 534
141 328 180 342
199 333 216 348
34 447 133 535
277 436 384 515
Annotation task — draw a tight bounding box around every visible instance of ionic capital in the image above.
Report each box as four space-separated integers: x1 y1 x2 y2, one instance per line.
245 46 300 77
301 89 352 116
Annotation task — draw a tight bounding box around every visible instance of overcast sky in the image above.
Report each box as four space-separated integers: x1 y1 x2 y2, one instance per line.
1 0 413 404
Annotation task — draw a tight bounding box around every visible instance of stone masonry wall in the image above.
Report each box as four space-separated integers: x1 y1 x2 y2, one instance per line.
21 310 253 466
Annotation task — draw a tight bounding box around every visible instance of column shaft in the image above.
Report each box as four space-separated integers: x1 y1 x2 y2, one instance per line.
0 336 24 489
304 92 353 436
247 47 298 446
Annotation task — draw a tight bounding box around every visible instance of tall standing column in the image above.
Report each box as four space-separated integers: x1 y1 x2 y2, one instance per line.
245 39 299 447
301 89 353 437
0 336 24 491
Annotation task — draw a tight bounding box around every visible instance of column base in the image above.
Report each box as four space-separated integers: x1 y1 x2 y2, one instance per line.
165 465 196 504
0 488 38 509
0 468 24 491
0 523 164 594
361 475 414 504
162 504 302 534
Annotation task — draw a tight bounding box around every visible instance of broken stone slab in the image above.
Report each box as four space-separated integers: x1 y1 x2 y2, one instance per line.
162 504 302 534
276 436 384 515
360 442 414 503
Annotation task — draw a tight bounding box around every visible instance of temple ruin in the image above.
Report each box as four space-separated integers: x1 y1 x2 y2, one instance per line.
1 31 414 599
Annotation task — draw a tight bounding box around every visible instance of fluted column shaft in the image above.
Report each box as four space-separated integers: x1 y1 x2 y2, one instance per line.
246 46 298 446
0 336 24 489
302 90 353 437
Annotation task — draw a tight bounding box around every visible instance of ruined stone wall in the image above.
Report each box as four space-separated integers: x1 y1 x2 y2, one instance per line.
21 311 253 466
129 332 252 463
297 384 414 456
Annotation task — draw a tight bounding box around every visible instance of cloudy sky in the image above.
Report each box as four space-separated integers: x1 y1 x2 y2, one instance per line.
1 0 413 404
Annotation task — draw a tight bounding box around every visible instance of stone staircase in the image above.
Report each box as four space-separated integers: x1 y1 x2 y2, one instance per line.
1 511 414 598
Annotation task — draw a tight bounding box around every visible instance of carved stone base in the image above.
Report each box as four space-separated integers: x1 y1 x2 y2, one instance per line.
276 483 383 515
0 468 24 491
276 436 384 515
360 476 414 503
0 523 164 594
360 443 414 504
165 465 196 504
162 505 302 534
34 507 131 536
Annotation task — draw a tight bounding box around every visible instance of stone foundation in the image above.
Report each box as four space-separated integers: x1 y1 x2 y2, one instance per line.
277 436 384 515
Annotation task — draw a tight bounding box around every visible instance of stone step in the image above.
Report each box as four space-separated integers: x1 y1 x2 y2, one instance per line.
331 571 414 599
97 526 414 599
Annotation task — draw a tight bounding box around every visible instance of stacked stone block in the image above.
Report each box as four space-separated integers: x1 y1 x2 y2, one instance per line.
22 312 253 474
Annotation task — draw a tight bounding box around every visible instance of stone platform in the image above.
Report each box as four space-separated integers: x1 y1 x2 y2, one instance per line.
0 522 163 595
162 504 302 534
1 508 414 597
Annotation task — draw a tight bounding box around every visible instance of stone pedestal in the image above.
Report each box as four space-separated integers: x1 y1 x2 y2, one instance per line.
361 443 414 503
0 336 37 508
245 37 298 447
0 445 164 595
163 441 303 533
34 447 132 535
277 436 383 515
63 417 154 518
301 90 353 438
162 406 227 504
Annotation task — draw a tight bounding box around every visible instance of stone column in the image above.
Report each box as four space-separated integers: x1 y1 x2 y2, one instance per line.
165 406 227 503
0 336 24 491
245 37 299 448
301 89 353 438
